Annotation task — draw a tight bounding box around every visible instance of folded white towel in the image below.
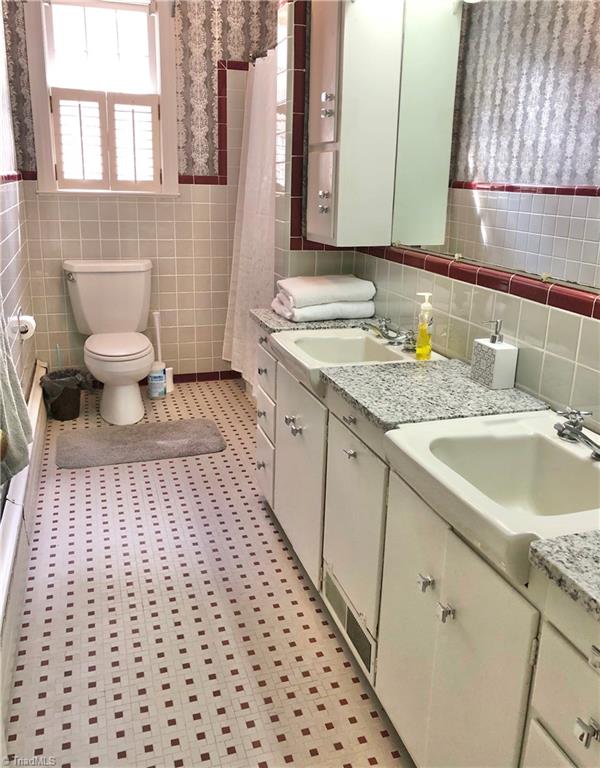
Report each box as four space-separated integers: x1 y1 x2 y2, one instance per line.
277 274 376 308
271 295 375 323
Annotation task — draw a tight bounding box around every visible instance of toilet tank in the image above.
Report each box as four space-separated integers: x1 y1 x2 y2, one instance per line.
63 260 152 335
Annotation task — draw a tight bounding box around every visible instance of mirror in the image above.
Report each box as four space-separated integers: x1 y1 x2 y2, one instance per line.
404 1 600 291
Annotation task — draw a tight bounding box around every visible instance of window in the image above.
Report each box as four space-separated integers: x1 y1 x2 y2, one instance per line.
25 0 177 194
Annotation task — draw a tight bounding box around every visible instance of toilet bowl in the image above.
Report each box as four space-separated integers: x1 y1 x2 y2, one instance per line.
85 332 154 425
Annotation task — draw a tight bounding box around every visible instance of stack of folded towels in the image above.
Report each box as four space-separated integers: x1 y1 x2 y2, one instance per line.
271 274 376 322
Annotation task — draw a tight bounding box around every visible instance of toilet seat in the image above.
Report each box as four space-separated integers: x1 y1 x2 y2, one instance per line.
85 332 153 362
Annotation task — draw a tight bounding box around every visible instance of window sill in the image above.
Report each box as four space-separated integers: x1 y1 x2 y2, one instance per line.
35 187 180 198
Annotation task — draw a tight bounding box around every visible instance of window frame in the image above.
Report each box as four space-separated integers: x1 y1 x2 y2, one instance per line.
24 0 178 195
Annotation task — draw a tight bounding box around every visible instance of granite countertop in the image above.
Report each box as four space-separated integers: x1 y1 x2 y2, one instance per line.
320 359 547 430
530 531 600 622
250 307 376 333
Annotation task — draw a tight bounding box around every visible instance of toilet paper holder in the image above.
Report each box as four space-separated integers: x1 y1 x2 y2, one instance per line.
9 306 36 339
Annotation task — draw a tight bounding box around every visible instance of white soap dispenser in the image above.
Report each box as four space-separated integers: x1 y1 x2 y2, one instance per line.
471 319 518 390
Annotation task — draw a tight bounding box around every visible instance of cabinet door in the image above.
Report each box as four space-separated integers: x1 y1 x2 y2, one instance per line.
307 0 340 145
375 473 450 767
531 622 600 768
273 365 328 588
425 532 539 768
323 417 388 635
306 151 335 243
521 720 575 768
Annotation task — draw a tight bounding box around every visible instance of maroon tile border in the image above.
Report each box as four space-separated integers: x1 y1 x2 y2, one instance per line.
357 245 599 319
452 180 600 197
174 370 242 383
0 173 22 184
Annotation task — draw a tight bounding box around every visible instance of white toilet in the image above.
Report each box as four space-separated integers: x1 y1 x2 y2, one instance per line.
63 259 154 425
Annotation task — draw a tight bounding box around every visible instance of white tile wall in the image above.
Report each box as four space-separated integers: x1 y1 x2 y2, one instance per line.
23 69 247 375
355 252 600 430
445 188 600 289
0 180 35 394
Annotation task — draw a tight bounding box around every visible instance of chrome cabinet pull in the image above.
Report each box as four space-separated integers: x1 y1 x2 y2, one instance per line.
320 91 335 103
342 414 356 425
257 409 266 418
436 602 456 623
290 424 303 437
417 573 435 593
318 204 329 214
574 717 600 749
258 335 268 344
257 367 267 375
256 461 266 470
318 189 330 199
284 415 296 426
342 448 357 459
320 107 335 118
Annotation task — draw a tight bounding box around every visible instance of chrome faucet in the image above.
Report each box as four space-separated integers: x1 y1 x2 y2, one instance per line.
361 318 415 349
554 408 600 461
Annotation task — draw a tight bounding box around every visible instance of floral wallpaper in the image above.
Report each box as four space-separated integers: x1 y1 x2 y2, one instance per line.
1 0 276 178
452 0 600 186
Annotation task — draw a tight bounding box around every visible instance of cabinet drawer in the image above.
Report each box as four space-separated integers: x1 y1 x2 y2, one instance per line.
325 386 387 458
256 345 277 400
532 622 600 768
256 387 276 444
522 720 575 768
255 426 275 508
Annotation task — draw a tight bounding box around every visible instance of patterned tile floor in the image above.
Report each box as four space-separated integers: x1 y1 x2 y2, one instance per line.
5 381 409 768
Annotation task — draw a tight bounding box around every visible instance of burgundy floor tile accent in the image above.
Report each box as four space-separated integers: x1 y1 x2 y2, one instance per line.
5 381 407 768
448 261 479 284
509 275 550 304
547 285 596 316
476 267 511 293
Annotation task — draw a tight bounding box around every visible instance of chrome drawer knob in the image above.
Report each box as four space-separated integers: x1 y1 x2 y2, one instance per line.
574 717 600 749
436 602 456 623
256 461 266 470
257 367 267 375
257 409 266 418
342 415 357 425
343 449 357 459
417 573 435 593
290 424 303 437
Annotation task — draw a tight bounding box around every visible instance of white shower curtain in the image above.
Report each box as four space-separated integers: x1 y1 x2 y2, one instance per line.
223 50 276 387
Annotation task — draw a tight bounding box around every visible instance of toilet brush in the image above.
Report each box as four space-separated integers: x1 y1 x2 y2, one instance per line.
148 311 167 399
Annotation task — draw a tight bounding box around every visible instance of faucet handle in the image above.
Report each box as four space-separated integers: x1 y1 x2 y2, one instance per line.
557 407 592 425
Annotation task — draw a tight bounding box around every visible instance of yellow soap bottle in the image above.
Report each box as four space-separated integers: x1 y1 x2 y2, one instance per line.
415 292 433 360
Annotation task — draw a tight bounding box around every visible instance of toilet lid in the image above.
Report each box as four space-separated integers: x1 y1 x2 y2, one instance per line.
85 332 153 361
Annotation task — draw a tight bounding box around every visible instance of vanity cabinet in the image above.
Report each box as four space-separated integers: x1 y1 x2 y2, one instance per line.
273 364 328 588
322 416 388 636
306 0 462 247
528 622 600 768
377 472 539 768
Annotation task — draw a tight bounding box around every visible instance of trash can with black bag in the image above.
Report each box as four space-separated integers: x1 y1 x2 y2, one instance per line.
40 369 93 421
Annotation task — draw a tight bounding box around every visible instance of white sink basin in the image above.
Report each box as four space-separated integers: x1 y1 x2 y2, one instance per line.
270 328 444 392
385 411 600 584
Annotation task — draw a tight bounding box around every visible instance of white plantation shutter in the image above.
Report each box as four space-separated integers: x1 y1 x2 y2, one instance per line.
51 88 108 189
108 94 160 191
